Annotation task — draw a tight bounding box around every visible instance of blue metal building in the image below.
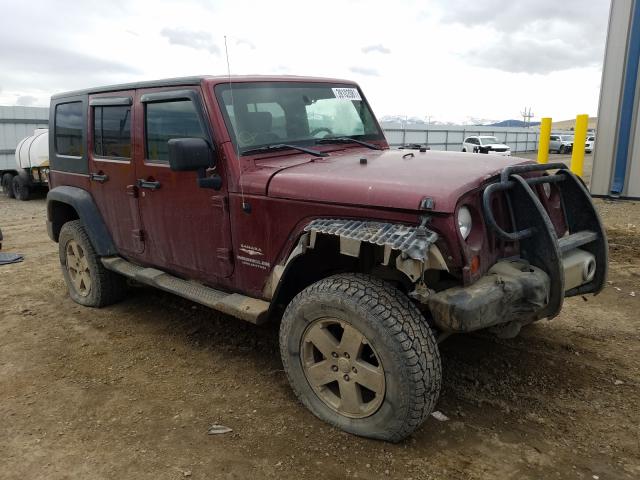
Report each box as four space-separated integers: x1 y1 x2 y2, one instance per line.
592 0 640 198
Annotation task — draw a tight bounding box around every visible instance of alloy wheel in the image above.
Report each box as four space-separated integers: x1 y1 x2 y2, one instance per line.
66 240 91 297
300 318 386 418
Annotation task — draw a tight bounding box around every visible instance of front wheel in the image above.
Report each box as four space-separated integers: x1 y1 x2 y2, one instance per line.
559 145 566 154
279 273 441 442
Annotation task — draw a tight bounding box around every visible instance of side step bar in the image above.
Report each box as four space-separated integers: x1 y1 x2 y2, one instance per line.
101 256 269 324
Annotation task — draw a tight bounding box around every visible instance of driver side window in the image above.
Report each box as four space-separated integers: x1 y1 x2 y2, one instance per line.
145 99 205 163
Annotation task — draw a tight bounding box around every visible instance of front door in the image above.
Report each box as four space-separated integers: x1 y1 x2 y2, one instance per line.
132 87 233 284
88 91 144 256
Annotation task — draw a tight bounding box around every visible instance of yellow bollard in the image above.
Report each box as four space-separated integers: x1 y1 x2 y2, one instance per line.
537 117 552 164
571 114 589 177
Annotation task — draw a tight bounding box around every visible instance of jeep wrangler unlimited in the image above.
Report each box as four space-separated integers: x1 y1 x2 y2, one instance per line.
46 76 607 442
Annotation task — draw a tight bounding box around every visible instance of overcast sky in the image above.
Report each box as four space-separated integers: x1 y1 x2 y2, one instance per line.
0 0 611 123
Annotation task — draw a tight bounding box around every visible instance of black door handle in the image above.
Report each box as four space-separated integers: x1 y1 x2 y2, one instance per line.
89 172 109 183
137 178 161 190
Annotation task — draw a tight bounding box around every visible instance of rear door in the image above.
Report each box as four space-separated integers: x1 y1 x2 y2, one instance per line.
132 87 233 283
88 92 144 256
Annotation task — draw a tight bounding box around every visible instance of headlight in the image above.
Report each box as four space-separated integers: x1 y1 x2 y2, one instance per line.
457 206 472 240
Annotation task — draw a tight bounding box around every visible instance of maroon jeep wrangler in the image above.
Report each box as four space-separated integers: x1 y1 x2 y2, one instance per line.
46 76 607 441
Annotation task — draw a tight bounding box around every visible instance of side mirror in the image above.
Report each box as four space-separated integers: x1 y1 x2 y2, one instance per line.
168 138 214 172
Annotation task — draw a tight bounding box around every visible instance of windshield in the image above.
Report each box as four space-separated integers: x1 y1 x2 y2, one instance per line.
480 136 499 145
214 82 383 155
560 135 574 141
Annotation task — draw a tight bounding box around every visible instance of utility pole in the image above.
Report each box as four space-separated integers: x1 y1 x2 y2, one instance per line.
520 107 534 127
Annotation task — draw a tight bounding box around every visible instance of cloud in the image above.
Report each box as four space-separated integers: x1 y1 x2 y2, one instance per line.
349 66 379 77
437 0 607 33
160 27 220 55
362 44 391 54
436 0 609 73
236 38 256 50
16 95 38 106
465 37 599 74
0 39 139 76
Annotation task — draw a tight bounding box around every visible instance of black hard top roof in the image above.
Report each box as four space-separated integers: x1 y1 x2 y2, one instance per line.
51 76 210 100
51 75 355 100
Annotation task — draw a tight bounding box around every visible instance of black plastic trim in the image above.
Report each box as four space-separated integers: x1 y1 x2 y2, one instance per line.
46 186 117 256
140 89 199 103
89 96 133 106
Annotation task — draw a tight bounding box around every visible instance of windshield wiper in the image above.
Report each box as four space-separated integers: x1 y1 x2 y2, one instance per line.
315 137 381 150
242 143 328 157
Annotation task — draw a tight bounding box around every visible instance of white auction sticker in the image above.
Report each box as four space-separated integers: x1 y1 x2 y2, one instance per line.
332 87 362 101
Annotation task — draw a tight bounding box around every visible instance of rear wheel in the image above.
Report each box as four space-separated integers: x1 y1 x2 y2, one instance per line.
12 176 30 201
280 273 441 442
59 220 126 307
559 145 566 154
2 173 15 198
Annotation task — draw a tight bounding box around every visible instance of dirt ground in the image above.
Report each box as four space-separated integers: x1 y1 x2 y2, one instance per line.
1 154 639 479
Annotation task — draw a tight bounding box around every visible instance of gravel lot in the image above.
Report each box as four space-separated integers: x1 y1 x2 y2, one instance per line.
1 153 639 479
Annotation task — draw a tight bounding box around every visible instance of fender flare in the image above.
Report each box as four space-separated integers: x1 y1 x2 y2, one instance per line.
46 186 117 256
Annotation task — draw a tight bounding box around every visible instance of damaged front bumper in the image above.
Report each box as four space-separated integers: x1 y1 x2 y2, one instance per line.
428 163 608 334
428 260 549 333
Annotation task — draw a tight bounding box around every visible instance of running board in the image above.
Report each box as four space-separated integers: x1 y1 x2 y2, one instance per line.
101 256 269 324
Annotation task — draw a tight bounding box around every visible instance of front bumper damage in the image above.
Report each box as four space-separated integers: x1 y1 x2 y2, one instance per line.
429 260 549 333
428 163 608 335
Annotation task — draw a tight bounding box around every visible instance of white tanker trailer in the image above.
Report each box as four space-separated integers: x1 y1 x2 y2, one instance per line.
1 128 49 201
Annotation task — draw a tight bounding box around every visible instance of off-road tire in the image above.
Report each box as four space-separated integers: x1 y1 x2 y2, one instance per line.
279 273 441 442
12 176 30 201
2 173 15 198
58 220 126 307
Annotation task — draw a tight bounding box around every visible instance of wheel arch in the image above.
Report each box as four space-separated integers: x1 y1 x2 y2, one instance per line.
266 219 447 320
46 186 117 256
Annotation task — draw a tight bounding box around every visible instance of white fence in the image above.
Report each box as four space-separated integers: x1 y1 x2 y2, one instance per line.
380 122 541 152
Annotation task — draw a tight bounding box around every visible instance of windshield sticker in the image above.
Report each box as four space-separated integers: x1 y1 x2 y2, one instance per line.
332 88 362 101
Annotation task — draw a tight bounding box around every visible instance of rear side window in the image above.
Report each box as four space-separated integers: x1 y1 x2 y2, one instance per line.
55 102 84 156
145 100 205 162
94 105 132 158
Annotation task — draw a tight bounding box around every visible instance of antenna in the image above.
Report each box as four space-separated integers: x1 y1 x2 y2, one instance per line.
224 35 249 213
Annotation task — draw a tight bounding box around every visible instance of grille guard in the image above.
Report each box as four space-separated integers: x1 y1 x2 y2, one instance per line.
482 162 608 319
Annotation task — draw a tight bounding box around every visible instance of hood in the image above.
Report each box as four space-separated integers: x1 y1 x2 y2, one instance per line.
264 148 531 213
484 143 509 149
